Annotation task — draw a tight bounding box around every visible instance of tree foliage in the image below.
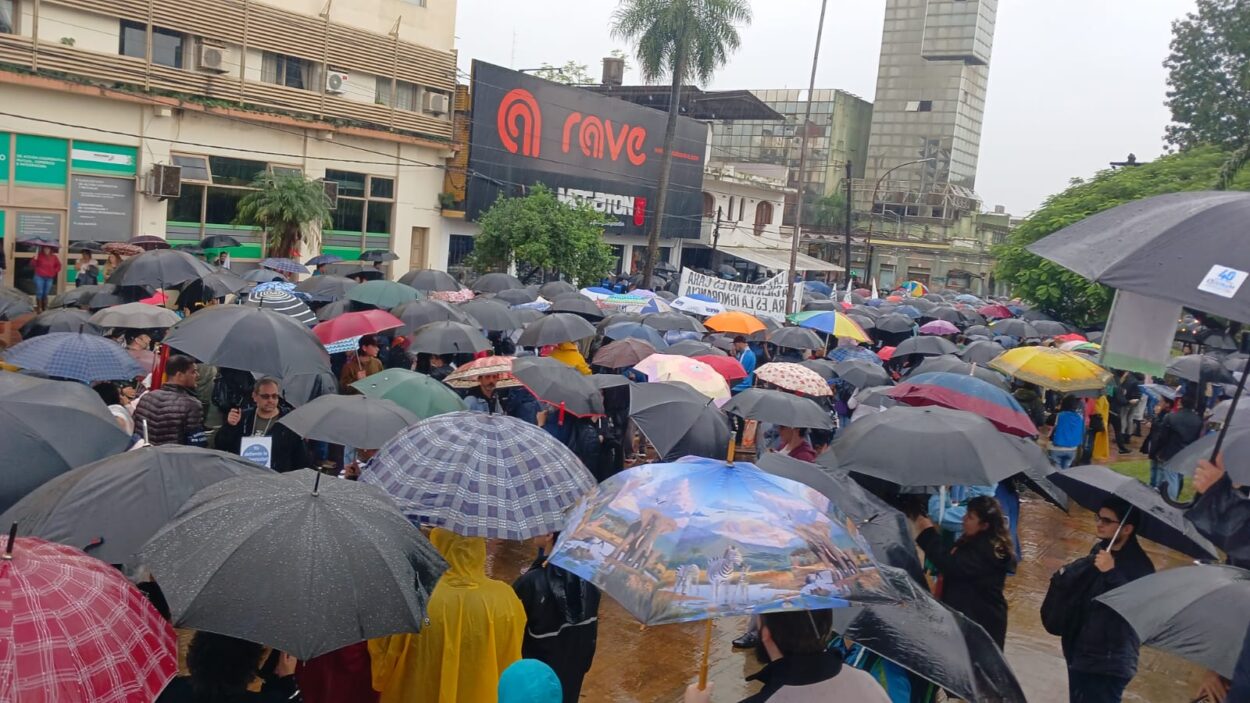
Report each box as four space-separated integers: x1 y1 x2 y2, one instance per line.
234 174 332 259
611 0 751 289
532 61 594 85
1163 0 1250 151
467 184 615 285
995 146 1250 327
812 192 847 231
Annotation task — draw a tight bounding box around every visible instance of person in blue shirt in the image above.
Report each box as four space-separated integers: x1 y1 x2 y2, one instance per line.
731 335 757 394
1049 395 1086 469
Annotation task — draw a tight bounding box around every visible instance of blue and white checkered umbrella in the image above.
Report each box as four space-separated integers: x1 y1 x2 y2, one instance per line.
827 345 883 365
363 411 596 540
2 332 144 383
259 257 311 275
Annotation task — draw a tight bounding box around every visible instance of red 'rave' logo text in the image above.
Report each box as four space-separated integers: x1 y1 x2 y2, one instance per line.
562 114 647 166
497 89 542 158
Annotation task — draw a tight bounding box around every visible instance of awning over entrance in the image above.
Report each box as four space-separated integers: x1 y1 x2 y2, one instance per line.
716 246 843 273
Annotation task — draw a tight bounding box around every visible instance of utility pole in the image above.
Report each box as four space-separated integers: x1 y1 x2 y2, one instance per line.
843 160 853 288
711 205 723 272
784 0 829 316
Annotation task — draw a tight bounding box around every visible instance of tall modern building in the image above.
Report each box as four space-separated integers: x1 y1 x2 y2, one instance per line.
709 89 872 226
860 0 996 221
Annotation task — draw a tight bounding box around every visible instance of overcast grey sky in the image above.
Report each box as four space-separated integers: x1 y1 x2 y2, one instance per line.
454 0 1196 217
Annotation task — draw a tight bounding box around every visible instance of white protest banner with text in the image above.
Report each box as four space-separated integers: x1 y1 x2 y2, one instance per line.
678 268 798 321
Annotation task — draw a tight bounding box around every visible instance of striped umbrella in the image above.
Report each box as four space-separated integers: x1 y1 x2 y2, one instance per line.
3 332 144 383
790 310 871 343
247 285 318 326
363 412 596 540
888 371 1038 438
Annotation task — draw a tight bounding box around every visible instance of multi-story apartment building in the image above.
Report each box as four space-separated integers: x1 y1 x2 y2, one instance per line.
0 0 457 294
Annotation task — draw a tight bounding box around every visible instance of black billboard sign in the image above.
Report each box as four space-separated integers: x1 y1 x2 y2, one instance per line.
466 60 707 239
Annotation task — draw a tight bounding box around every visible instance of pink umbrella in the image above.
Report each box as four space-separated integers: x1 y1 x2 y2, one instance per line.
978 304 1014 320
919 320 960 336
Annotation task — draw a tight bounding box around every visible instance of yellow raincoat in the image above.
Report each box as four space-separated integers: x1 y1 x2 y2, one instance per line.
548 342 592 375
1090 395 1111 463
369 529 526 703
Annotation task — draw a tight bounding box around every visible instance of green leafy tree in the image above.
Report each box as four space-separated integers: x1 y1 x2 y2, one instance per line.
812 192 847 231
612 0 752 289
467 184 615 285
995 146 1250 327
532 61 594 85
234 174 332 259
1163 0 1250 151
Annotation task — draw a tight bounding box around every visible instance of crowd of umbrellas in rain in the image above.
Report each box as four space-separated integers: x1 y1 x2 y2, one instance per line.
0 190 1248 702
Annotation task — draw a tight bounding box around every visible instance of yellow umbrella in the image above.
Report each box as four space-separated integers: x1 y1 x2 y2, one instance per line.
988 346 1112 392
703 310 766 335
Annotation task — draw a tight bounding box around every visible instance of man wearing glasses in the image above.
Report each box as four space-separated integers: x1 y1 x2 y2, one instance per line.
214 376 310 472
1062 497 1156 703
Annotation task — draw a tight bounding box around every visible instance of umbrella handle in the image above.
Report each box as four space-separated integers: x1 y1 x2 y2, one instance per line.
698 617 713 690
1160 352 1248 509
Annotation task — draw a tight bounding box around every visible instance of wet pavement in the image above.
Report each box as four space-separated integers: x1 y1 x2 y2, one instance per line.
489 488 1205 702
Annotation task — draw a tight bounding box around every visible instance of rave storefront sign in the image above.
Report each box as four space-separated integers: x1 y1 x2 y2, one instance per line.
466 60 707 238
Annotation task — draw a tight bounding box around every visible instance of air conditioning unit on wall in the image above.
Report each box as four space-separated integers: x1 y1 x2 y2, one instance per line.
148 164 182 200
423 91 450 115
197 43 233 73
325 71 349 95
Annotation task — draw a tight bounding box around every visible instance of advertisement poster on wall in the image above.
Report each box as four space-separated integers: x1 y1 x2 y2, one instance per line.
466 60 707 239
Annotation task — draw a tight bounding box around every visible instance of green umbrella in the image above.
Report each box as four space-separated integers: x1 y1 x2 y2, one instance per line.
351 369 467 419
345 280 422 309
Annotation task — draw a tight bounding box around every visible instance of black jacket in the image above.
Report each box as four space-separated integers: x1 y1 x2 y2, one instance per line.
1062 536 1156 679
916 526 1013 647
1148 409 1203 462
1186 475 1250 569
740 651 847 703
157 675 300 702
513 555 601 703
213 407 310 473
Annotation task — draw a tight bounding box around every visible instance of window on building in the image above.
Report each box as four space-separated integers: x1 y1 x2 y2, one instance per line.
0 0 14 34
324 170 396 246
262 52 314 90
171 154 211 182
727 197 735 221
738 198 747 221
905 100 933 112
754 202 773 236
270 165 303 178
166 154 295 244
376 78 419 111
120 20 185 68
209 156 266 187
702 193 715 219
447 234 474 270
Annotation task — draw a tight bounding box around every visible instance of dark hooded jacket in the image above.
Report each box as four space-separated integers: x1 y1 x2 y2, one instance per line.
512 554 600 703
1062 535 1156 680
133 384 207 447
916 526 1014 648
213 405 310 472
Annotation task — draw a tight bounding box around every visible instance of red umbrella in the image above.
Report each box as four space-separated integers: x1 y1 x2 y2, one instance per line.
313 309 404 346
978 304 1015 320
1054 333 1087 344
693 354 748 382
128 235 171 251
877 346 897 361
1 535 177 702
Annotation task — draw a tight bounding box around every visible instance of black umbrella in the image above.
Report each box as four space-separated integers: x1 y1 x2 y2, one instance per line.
0 374 131 513
894 336 958 357
756 453 926 586
89 302 181 330
800 359 839 381
768 326 825 351
924 306 964 325
408 321 492 355
281 369 340 408
294 275 359 302
199 234 242 249
1046 464 1219 560
0 292 34 320
106 249 215 289
495 288 538 305
327 263 385 281
592 338 657 369
517 313 596 347
1165 353 1237 384
241 268 284 284
1163 432 1218 478
164 305 332 378
511 357 604 417
832 406 1028 486
177 245 207 257
831 566 1027 703
875 313 916 334
665 340 724 358
990 319 1039 339
642 312 706 333
458 298 521 331
315 299 350 322
359 249 399 262
472 272 524 293
958 340 1007 365
910 355 1010 390
1031 320 1070 337
278 394 419 448
962 324 993 339
180 269 249 303
957 309 988 326
1096 564 1249 679
392 299 476 336
512 308 544 325
853 385 898 412
48 285 106 310
628 382 730 461
550 294 605 320
139 469 447 660
19 308 101 338
802 300 839 312
832 360 892 389
721 387 832 429
0 446 270 566
539 280 577 299
597 312 645 331
397 268 461 292
846 314 876 331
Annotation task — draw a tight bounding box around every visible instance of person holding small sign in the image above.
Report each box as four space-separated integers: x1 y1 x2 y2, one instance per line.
213 376 310 472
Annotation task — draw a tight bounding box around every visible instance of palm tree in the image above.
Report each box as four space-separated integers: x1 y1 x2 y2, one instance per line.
612 0 752 289
234 173 333 259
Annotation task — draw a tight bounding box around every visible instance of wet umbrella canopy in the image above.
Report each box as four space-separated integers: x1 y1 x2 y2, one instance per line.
408 321 492 355
1165 353 1237 384
512 357 605 417
832 359 892 389
894 336 958 357
458 298 522 331
517 313 596 347
140 469 448 660
959 340 1008 365
767 326 825 351
628 382 731 461
603 322 668 349
19 308 101 338
106 249 215 289
89 302 181 330
593 338 657 369
1 446 271 566
391 299 476 336
472 272 525 293
351 369 468 419
278 394 419 448
721 387 833 429
345 280 422 309
910 354 1011 390
398 268 461 292
3 332 144 383
294 275 358 301
163 305 332 379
